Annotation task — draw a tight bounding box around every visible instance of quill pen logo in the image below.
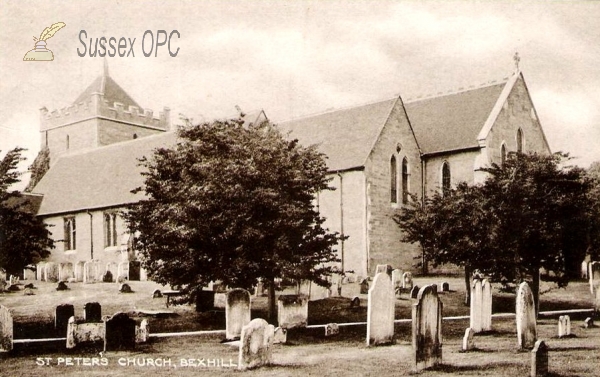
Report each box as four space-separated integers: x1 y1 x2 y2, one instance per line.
23 22 66 61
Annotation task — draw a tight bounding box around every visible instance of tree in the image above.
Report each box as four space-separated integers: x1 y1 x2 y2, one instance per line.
0 148 53 275
585 161 600 260
124 119 342 322
25 146 50 192
396 152 591 313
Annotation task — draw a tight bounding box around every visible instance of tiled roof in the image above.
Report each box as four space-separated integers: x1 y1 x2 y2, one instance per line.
4 193 44 214
73 74 142 109
32 132 177 216
277 98 399 171
405 82 507 154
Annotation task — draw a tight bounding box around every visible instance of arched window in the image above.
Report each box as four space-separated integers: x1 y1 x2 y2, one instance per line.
401 157 409 204
390 156 397 203
442 162 451 196
517 128 524 153
501 143 507 167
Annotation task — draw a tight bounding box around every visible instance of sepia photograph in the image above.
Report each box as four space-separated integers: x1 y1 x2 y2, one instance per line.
1 1 599 375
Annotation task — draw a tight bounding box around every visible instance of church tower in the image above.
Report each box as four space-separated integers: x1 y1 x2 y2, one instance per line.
39 61 171 164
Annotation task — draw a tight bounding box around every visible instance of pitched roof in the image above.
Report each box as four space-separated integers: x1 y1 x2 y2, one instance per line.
277 98 398 171
32 132 177 216
404 82 507 154
4 193 44 214
73 74 142 109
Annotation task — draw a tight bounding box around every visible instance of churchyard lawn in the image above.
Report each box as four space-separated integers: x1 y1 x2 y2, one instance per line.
0 276 598 376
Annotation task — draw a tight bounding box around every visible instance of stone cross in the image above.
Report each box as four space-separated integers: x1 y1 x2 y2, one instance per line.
0 305 13 352
277 294 308 329
238 318 274 370
226 289 251 340
366 272 395 346
530 340 549 377
516 281 537 349
412 285 443 372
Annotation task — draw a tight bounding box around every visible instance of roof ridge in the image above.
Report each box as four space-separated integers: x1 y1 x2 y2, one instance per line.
279 96 399 123
404 76 511 104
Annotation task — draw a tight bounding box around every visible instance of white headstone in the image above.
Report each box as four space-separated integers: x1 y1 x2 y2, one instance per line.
375 264 393 277
238 318 274 370
392 269 403 289
366 273 395 346
23 268 36 281
36 262 46 281
481 279 492 332
309 282 331 301
412 285 443 372
117 261 129 281
470 279 483 332
277 294 308 329
581 261 588 279
135 319 149 343
516 282 537 349
75 261 85 282
59 262 74 281
0 305 13 352
106 262 118 282
402 272 413 289
557 315 571 338
589 261 600 295
462 327 474 351
83 261 99 283
44 262 59 282
226 289 251 340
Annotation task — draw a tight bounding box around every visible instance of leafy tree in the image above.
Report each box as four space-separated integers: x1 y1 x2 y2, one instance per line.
124 119 342 321
585 161 600 260
25 146 50 192
396 152 591 313
0 148 53 275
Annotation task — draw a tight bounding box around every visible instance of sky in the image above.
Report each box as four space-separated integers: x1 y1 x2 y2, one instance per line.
1 0 600 189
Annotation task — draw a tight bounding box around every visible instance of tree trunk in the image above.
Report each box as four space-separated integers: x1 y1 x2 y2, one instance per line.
267 277 277 325
531 268 540 318
464 265 472 306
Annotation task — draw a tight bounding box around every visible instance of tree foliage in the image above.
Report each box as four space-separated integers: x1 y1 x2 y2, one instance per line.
124 119 342 316
25 146 50 192
0 148 53 275
396 152 592 310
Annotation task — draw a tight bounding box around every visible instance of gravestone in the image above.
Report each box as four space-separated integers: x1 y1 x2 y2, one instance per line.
23 268 35 281
359 279 369 294
238 318 274 370
55 304 75 332
410 285 420 299
375 264 393 277
59 262 74 281
325 323 339 336
402 272 413 289
470 278 483 332
366 272 395 346
106 262 118 282
214 292 227 309
581 261 588 279
84 302 102 322
309 282 331 301
462 327 474 351
516 281 537 349
135 319 149 343
102 271 114 283
45 262 59 282
0 305 13 352
195 290 215 312
350 296 361 308
75 261 85 282
330 273 342 297
104 312 136 351
481 279 493 331
36 262 45 281
119 283 132 293
589 261 600 294
273 327 287 344
557 315 571 338
277 294 308 329
392 269 403 290
226 289 251 340
129 261 141 281
531 340 549 377
117 261 129 281
56 281 69 291
83 260 99 283
583 317 594 328
153 289 163 298
66 316 105 349
440 282 450 292
412 285 443 372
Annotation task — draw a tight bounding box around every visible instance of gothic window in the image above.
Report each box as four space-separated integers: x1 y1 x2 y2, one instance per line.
390 156 397 203
501 143 507 167
104 212 118 248
64 217 76 251
442 162 451 197
517 128 524 153
401 157 409 204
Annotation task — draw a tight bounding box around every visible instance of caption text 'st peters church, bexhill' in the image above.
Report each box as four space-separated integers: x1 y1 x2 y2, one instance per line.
25 62 551 282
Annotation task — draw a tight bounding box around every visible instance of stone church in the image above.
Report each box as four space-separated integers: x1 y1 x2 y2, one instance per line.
30 66 550 282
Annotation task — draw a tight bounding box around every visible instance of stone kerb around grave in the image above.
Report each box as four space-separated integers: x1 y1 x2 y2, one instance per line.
412 284 443 372
277 294 308 329
516 281 537 349
366 272 395 346
226 289 251 340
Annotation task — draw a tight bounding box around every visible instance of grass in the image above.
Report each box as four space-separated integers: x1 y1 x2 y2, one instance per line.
0 276 598 376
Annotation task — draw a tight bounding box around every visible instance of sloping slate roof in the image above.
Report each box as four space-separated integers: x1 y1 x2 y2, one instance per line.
73 75 142 109
277 98 398 171
32 132 176 216
404 82 506 154
4 193 44 214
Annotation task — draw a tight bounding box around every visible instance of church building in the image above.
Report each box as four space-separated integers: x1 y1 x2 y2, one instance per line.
30 66 551 281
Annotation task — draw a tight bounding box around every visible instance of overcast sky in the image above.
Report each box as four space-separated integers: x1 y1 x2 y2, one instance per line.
2 1 600 189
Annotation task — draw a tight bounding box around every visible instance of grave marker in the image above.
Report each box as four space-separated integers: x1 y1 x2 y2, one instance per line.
462 327 474 351
516 282 537 349
402 272 413 289
226 289 251 340
359 279 369 294
135 319 149 343
55 304 75 332
366 272 395 346
590 261 600 294
375 264 393 277
410 285 420 299
75 261 85 282
557 315 571 338
325 323 339 336
273 327 287 344
104 312 136 351
59 262 74 281
470 278 483 332
392 269 403 290
481 279 493 331
581 261 588 279
530 340 549 377
0 305 12 352
412 285 443 372
277 294 308 329
84 302 102 322
36 262 45 281
238 318 274 370
440 282 450 292
66 316 105 349
45 262 59 282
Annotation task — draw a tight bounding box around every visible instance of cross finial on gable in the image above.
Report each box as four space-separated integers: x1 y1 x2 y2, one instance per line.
513 52 521 73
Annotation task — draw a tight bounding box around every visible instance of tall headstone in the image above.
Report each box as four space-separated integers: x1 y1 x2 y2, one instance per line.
55 304 75 333
470 279 483 332
402 272 413 290
83 261 97 283
412 285 443 372
117 261 129 281
366 272 395 346
530 340 549 377
581 261 588 279
392 269 403 291
23 268 36 281
481 279 493 331
590 261 600 295
0 305 13 352
375 264 393 277
84 302 102 322
104 312 136 351
410 285 420 299
36 262 46 281
75 261 85 282
226 289 251 340
59 262 74 281
557 315 571 338
516 282 537 349
277 294 308 329
238 318 274 370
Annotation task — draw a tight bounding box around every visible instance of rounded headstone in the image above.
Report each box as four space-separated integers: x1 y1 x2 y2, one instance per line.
119 283 133 293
